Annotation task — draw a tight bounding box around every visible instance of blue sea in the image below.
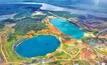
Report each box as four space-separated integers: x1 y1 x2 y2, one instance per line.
0 2 107 21
0 4 42 16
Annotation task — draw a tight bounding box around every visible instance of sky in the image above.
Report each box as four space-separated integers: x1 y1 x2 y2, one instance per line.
0 0 107 8
0 0 23 4
0 0 97 4
0 0 105 4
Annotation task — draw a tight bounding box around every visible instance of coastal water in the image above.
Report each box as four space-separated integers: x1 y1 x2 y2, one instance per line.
51 18 84 39
15 35 60 58
0 4 42 15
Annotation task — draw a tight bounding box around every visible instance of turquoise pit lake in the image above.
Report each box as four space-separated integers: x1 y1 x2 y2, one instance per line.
15 35 60 58
51 18 84 39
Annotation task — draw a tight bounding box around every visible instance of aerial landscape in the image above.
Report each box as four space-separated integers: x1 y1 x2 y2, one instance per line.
0 0 107 65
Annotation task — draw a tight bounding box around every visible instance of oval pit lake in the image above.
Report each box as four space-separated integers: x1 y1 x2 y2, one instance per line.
15 35 60 58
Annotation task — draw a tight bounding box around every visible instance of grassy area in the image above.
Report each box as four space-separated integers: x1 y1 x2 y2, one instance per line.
5 36 38 64
5 39 24 62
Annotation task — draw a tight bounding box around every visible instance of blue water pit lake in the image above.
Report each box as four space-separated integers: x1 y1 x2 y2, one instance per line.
15 35 60 58
51 18 84 39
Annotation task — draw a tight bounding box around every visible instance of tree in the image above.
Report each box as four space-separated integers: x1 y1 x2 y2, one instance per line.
15 17 47 35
